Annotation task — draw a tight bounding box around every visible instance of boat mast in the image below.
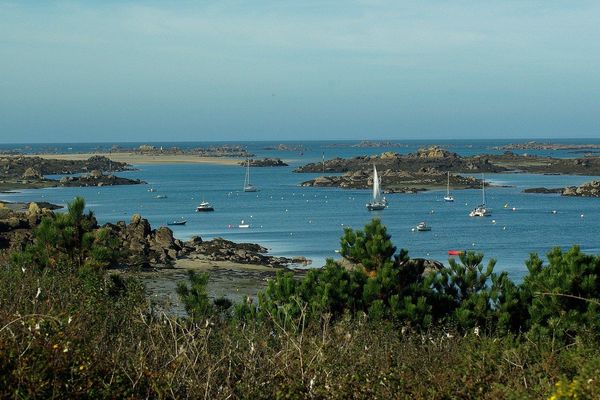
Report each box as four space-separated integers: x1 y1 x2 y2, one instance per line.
245 158 251 188
447 171 450 196
482 173 486 205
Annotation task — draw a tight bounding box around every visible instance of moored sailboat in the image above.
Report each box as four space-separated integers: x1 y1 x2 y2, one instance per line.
366 165 387 211
444 171 454 202
243 158 258 192
469 173 491 217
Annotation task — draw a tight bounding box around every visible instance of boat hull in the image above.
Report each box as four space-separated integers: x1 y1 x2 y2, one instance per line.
167 221 187 226
366 202 386 211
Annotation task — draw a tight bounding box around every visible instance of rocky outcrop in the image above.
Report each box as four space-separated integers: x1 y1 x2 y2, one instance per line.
182 237 311 268
0 155 131 178
295 147 502 175
523 187 563 194
493 142 600 151
324 141 408 148
523 181 600 197
130 145 254 158
262 144 308 152
562 181 600 197
0 155 136 190
240 158 288 167
0 202 56 255
58 172 145 187
301 168 481 192
22 167 43 180
296 147 600 177
412 146 456 159
0 207 309 270
102 214 183 268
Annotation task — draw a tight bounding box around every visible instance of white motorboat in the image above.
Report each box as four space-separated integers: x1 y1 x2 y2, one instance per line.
415 222 431 231
196 201 214 212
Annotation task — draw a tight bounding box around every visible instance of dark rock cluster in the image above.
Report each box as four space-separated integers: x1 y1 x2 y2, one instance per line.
58 171 145 187
182 237 310 267
240 158 288 167
0 207 308 269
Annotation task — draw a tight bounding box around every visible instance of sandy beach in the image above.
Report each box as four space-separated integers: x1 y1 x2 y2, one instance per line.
26 152 242 166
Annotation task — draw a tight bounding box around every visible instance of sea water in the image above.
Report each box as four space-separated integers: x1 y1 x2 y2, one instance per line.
2 139 600 281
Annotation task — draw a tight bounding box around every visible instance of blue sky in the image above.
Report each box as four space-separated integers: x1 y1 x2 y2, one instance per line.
1 1 599 143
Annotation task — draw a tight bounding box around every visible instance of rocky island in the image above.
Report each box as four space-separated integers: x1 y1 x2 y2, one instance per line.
131 144 254 158
524 180 600 197
262 144 309 152
0 155 141 191
324 140 409 148
295 146 600 192
239 158 288 167
492 141 600 151
296 147 495 191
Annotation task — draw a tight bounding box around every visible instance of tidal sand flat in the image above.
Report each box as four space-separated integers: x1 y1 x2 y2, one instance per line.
27 152 243 165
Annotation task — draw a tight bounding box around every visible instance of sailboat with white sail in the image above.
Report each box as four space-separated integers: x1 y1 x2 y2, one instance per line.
469 173 491 217
243 158 257 192
366 165 387 211
444 171 454 202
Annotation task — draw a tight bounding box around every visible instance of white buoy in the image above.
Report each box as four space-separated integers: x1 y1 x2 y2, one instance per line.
492 220 496 224
512 207 516 211
581 214 585 218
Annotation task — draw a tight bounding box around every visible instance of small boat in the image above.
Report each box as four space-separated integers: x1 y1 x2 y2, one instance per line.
243 158 258 192
148 188 156 192
366 165 388 211
448 250 464 256
238 219 250 228
415 222 431 231
196 201 214 212
469 173 491 217
155 195 167 199
443 172 454 202
167 219 187 226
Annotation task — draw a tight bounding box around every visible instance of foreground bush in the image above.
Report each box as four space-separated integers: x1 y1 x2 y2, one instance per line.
2 200 600 398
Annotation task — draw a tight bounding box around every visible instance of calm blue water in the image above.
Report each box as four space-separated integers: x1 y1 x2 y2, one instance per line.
2 140 600 281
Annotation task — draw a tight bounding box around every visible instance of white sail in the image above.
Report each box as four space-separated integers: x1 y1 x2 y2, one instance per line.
366 164 386 210
372 165 381 201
